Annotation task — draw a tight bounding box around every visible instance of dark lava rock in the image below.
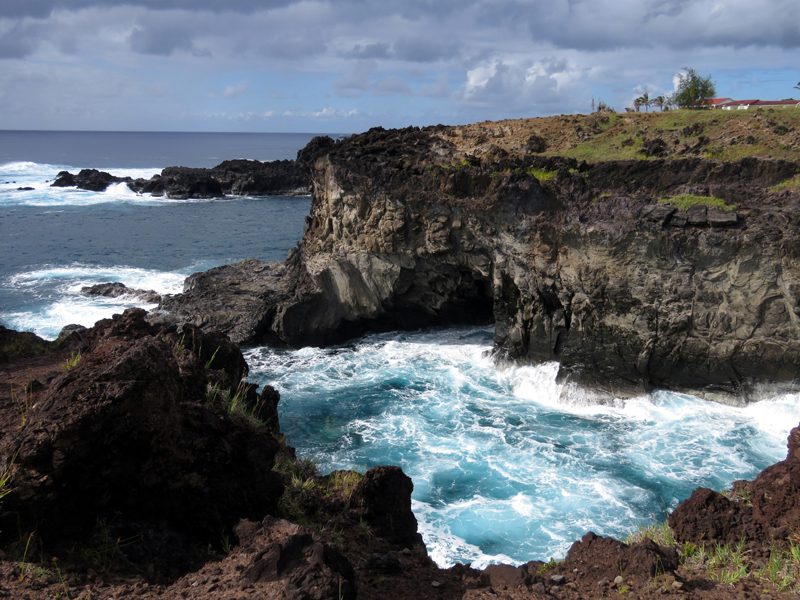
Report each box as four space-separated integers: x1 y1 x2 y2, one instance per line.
81 281 161 303
564 532 678 581
352 466 422 548
51 168 131 192
230 517 356 600
640 137 668 157
0 309 283 576
525 134 547 153
131 166 225 199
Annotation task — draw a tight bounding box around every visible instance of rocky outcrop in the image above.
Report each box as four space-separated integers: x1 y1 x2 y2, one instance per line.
51 139 338 198
157 125 800 404
82 281 161 303
669 422 800 547
51 168 130 191
0 309 284 576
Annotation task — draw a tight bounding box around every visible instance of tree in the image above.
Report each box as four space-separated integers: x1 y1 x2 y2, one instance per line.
673 67 716 109
633 89 651 112
652 95 666 111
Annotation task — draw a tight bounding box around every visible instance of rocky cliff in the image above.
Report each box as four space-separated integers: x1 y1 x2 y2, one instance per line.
155 125 800 404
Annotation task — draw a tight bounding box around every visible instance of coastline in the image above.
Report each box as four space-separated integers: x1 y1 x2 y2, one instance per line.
2 112 800 598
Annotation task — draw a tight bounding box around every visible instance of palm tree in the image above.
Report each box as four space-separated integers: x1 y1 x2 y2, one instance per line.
652 95 665 111
640 90 651 112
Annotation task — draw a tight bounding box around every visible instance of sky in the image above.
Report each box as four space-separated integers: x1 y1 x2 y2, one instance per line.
0 0 798 133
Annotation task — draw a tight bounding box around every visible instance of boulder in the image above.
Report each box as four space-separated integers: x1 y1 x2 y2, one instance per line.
0 309 283 576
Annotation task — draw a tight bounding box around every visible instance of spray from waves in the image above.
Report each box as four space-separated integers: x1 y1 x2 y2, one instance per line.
0 162 191 207
245 326 800 568
1 264 186 339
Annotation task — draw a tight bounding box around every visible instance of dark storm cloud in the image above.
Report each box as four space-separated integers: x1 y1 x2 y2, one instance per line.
525 0 800 51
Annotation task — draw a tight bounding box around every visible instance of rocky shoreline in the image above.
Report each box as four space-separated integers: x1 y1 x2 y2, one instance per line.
26 114 800 599
130 124 800 405
1 313 799 599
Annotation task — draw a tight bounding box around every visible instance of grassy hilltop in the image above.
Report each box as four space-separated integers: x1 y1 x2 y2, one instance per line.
448 107 800 164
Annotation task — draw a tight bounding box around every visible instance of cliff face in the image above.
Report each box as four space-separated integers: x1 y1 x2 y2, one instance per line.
157 125 800 403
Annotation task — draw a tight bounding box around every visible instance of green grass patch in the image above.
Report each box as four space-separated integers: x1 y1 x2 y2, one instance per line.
770 174 800 193
527 167 557 181
625 520 676 547
659 194 737 211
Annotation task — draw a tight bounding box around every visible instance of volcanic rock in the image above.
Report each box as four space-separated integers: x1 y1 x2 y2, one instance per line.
51 168 131 191
154 126 800 404
0 309 283 576
81 281 161 303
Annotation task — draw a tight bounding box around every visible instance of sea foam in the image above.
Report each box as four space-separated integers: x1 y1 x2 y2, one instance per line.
245 327 800 568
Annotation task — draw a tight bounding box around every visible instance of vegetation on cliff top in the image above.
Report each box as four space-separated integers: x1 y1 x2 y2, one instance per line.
451 107 800 164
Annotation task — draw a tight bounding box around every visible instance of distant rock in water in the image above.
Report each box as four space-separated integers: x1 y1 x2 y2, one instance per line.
49 136 337 198
51 168 131 191
81 281 161 304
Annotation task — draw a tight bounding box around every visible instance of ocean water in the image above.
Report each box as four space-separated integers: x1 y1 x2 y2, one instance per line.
2 131 799 570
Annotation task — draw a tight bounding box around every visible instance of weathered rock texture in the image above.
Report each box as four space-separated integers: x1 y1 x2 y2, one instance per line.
157 125 800 404
0 309 284 575
669 421 800 546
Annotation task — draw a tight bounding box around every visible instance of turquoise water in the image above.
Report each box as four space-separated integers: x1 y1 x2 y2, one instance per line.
245 327 800 567
2 134 798 570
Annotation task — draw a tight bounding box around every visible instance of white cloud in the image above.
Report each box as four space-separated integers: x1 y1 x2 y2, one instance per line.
210 79 251 99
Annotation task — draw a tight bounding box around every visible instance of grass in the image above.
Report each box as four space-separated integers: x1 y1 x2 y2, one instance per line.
721 482 752 507
770 174 800 193
527 167 557 181
11 379 34 426
536 557 557 575
754 541 800 593
539 108 800 163
68 520 139 574
206 379 265 427
624 520 676 547
61 351 81 371
659 193 737 212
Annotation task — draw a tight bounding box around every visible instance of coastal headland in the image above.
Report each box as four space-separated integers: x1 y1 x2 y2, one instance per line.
3 109 800 599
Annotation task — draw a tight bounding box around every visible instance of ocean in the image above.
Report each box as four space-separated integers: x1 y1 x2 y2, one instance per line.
2 130 798 569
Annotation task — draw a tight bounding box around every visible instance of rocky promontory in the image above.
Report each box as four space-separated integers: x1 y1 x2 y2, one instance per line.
153 120 800 404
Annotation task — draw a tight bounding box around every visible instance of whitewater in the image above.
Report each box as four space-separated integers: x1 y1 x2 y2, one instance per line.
2 131 798 570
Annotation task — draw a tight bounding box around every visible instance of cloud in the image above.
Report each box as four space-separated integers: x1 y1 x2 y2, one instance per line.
210 79 250 99
1 0 799 132
342 42 391 60
457 58 588 114
419 73 452 98
0 22 41 58
128 24 195 56
0 0 296 19
525 0 800 51
393 37 460 63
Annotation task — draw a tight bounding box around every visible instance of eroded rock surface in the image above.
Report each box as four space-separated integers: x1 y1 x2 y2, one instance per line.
158 125 800 403
0 309 283 576
669 422 800 546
